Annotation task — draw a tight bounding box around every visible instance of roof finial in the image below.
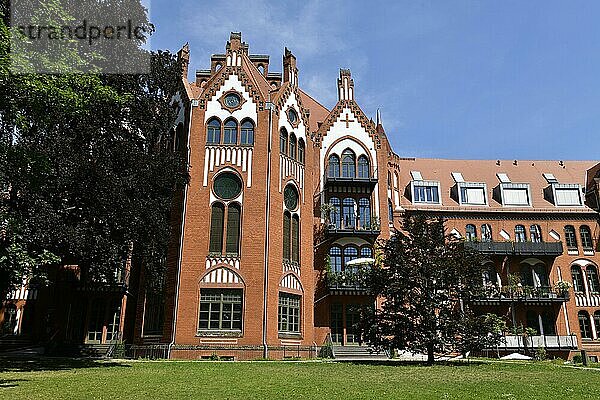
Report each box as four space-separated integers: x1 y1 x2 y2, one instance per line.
376 109 382 126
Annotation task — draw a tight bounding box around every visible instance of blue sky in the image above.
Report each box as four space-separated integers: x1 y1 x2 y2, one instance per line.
148 0 600 160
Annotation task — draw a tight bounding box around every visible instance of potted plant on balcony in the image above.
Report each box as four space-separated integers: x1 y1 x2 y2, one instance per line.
507 273 522 297
555 280 571 297
320 203 336 226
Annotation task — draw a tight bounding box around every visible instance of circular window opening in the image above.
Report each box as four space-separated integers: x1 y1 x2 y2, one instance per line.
284 184 299 211
287 108 298 124
214 172 242 200
224 93 241 108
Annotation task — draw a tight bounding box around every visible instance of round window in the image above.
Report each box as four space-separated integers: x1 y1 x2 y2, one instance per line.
287 108 298 124
214 172 242 200
224 93 241 108
284 185 299 210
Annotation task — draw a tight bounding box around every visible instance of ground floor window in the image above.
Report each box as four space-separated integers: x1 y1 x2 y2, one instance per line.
198 289 243 331
143 290 164 336
578 311 592 339
278 293 301 334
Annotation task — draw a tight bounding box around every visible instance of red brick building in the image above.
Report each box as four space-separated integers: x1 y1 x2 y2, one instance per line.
3 32 600 360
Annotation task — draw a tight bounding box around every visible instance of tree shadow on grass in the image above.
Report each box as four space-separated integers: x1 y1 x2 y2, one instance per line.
0 356 130 373
344 359 490 367
0 378 28 389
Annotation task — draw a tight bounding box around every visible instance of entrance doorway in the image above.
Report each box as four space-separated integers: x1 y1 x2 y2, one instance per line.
85 298 122 344
330 302 363 345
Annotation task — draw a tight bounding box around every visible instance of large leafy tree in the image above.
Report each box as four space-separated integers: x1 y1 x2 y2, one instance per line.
0 0 188 297
360 214 504 364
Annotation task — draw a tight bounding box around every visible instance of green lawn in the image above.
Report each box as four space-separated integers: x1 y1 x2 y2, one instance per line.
1 358 599 400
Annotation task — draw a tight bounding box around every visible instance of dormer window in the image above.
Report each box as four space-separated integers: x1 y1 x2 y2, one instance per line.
412 180 441 204
552 184 582 206
500 183 531 206
458 183 487 205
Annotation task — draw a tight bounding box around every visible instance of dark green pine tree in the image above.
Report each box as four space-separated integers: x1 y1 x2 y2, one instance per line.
359 214 505 364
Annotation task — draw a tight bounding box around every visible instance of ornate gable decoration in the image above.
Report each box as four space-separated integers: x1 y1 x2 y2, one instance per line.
274 83 311 140
316 100 382 150
198 66 265 112
218 89 246 113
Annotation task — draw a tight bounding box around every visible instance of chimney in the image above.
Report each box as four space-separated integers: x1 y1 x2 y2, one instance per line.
337 69 354 101
177 43 190 80
283 47 298 87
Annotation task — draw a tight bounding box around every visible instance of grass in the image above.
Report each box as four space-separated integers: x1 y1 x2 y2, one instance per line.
1 358 600 399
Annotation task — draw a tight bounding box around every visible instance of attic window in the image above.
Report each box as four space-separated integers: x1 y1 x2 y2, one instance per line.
500 183 531 206
410 171 423 181
552 184 582 206
412 181 441 204
458 182 487 205
451 172 465 183
497 173 511 183
543 173 558 184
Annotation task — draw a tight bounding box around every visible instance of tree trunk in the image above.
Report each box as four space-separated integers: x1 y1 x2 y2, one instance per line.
427 343 435 365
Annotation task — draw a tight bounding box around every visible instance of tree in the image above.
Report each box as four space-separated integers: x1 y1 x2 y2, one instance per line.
359 214 504 364
0 0 188 298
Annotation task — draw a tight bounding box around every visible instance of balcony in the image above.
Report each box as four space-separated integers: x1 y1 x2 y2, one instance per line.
471 286 569 305
78 267 130 292
325 219 381 239
466 241 563 256
486 334 578 351
324 172 378 191
326 270 369 295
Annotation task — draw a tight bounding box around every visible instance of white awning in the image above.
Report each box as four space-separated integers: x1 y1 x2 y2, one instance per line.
345 257 375 266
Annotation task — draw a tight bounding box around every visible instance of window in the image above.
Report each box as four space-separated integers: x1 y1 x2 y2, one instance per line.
580 226 593 250
465 224 477 242
289 133 297 159
342 198 355 229
328 155 340 178
343 246 359 270
223 119 238 144
280 128 288 154
357 155 370 178
594 312 600 339
284 185 299 211
143 288 164 336
329 246 342 272
578 311 592 339
214 172 242 200
358 198 371 229
360 246 373 258
341 149 356 178
514 225 526 243
283 185 300 264
225 203 241 254
240 120 254 145
329 197 341 229
565 225 578 249
198 289 242 331
501 183 530 206
292 215 300 263
482 264 497 286
298 139 305 164
388 200 394 223
207 118 221 144
278 293 300 334
530 225 542 243
209 203 225 253
283 211 291 261
554 185 582 206
572 265 584 293
587 265 600 294
459 184 486 205
481 224 492 242
413 183 440 204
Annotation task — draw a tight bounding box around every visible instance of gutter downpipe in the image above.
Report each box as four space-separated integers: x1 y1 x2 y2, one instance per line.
168 102 192 359
262 97 274 358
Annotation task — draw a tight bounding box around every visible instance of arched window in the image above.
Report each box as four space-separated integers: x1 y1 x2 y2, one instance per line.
292 215 300 263
223 119 238 144
280 128 288 155
387 172 392 187
587 265 600 294
357 155 370 178
530 225 542 243
283 211 291 260
341 149 356 178
209 203 225 253
514 225 526 243
329 246 342 272
594 312 600 338
520 265 534 287
240 119 254 145
342 198 355 229
481 224 492 242
358 198 371 229
298 139 305 164
571 265 584 293
533 264 549 287
565 225 577 249
343 246 359 270
388 200 394 223
465 224 477 242
226 203 241 254
328 155 340 178
580 225 593 249
482 264 497 287
329 197 341 229
578 311 592 339
360 246 373 258
207 118 221 144
289 133 297 159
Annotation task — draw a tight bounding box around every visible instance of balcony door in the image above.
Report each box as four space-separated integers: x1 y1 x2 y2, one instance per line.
85 298 123 344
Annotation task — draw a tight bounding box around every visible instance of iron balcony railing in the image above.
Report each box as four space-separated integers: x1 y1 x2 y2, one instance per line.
485 334 578 351
324 169 378 190
465 241 563 256
325 219 381 237
471 286 569 304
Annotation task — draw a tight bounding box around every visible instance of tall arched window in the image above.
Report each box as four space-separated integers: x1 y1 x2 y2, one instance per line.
465 224 477 241
357 155 370 178
343 246 358 270
565 225 577 249
283 184 300 264
207 118 221 144
388 200 394 223
329 246 342 272
240 119 254 145
358 198 371 229
341 149 356 178
580 225 593 249
330 197 341 229
594 312 600 338
530 224 542 242
280 128 288 155
515 225 526 242
283 211 291 260
289 133 297 159
223 119 238 144
298 139 305 164
360 246 373 258
342 198 355 229
481 224 492 242
587 265 600 294
209 203 225 253
328 155 340 178
292 215 300 263
578 311 592 339
226 203 241 254
571 265 584 292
